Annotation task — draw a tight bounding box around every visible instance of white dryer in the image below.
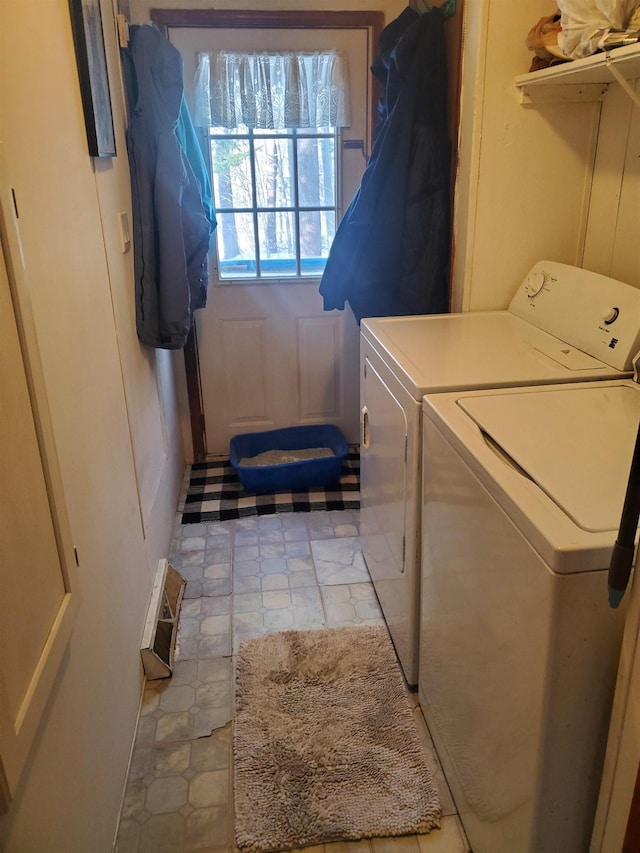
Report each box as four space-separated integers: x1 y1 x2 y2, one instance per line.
360 260 640 685
419 375 640 852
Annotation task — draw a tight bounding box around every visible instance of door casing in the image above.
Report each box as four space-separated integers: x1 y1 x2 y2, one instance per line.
152 9 384 460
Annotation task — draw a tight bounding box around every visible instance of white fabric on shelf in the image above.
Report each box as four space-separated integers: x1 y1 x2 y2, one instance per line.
557 0 640 58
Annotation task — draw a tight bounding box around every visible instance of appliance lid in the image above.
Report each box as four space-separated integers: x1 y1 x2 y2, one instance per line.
457 383 640 533
361 312 616 399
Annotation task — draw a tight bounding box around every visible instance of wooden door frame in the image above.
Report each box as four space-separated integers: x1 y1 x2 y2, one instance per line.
624 760 640 852
151 9 384 461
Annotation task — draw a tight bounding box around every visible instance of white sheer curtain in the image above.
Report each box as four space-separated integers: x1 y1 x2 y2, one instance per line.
193 50 350 129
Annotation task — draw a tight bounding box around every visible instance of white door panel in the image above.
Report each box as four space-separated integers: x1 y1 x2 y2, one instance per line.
170 25 370 454
195 283 359 451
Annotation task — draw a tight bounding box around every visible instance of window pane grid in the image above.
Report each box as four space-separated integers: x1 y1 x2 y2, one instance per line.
209 131 335 140
248 133 261 274
214 206 336 214
208 126 338 281
291 127 301 277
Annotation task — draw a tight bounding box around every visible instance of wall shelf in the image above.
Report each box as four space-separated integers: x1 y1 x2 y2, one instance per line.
515 42 640 105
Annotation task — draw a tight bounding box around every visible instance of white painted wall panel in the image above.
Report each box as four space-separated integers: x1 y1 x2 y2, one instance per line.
583 79 640 290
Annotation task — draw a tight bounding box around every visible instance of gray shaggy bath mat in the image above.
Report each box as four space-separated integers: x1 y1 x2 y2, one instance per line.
233 625 441 852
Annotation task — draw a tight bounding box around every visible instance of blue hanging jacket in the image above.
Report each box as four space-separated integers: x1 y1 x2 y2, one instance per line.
319 8 450 323
122 25 216 349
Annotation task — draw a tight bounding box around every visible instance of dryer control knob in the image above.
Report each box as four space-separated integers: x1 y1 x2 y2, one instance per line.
602 307 620 324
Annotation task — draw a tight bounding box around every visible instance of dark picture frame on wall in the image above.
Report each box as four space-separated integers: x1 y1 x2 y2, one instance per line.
68 0 116 157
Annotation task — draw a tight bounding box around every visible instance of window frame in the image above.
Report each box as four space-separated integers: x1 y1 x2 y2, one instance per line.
151 12 384 288
208 124 340 284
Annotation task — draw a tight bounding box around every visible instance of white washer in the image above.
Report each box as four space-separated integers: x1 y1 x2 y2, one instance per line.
419 376 640 852
360 261 640 685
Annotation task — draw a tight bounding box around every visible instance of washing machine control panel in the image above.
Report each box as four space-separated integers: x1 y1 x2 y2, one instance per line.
523 270 555 301
508 260 640 371
602 307 620 325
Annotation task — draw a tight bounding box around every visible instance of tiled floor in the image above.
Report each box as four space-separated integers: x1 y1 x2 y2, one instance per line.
115 484 470 853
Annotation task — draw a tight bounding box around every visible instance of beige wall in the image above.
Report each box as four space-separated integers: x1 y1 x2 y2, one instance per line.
0 0 184 850
451 0 640 312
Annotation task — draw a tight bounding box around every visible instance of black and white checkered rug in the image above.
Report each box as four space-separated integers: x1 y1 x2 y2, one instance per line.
181 448 360 523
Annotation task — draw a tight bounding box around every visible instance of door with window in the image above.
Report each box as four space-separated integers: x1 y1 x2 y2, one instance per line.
163 13 380 456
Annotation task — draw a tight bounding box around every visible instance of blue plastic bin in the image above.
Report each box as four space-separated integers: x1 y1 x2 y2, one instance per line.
229 425 348 494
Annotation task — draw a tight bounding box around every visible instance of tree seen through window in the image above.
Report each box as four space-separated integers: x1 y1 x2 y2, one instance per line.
209 125 338 280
